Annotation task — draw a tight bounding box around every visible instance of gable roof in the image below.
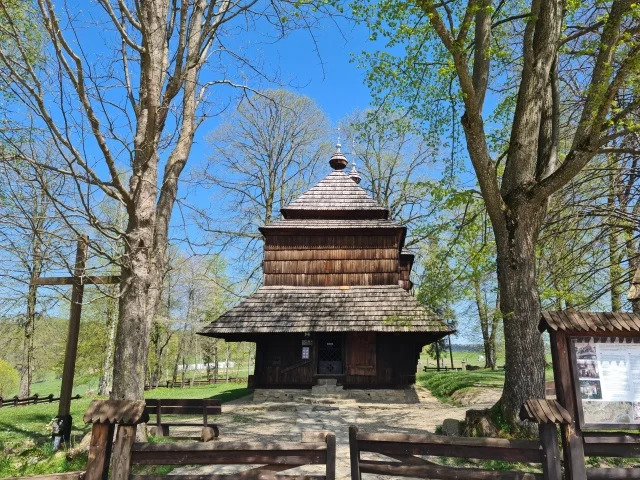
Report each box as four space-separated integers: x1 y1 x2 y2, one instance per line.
280 171 389 219
199 285 453 337
539 311 640 333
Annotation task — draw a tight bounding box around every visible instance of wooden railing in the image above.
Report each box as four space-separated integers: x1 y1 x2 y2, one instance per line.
144 377 245 390
127 433 336 480
581 432 640 479
77 399 336 480
349 399 568 480
0 393 81 408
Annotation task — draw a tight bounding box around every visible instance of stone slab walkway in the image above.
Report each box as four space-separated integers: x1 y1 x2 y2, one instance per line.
169 387 495 479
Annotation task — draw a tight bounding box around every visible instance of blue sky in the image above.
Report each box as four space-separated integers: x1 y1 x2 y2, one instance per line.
187 17 377 163
35 4 486 344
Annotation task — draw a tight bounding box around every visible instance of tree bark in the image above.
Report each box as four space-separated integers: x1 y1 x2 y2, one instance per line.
473 276 494 370
19 281 38 398
98 287 118 396
20 229 45 398
497 203 546 422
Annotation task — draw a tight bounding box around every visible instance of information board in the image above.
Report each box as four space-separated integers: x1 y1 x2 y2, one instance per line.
570 337 640 428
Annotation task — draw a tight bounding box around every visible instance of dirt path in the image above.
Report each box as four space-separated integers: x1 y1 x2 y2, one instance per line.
169 387 496 479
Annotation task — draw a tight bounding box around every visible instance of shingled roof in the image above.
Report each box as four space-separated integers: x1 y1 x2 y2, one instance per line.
199 286 453 336
280 171 389 219
260 218 404 231
540 311 640 333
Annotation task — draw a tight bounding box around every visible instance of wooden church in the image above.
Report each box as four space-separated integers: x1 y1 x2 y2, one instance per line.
200 146 453 389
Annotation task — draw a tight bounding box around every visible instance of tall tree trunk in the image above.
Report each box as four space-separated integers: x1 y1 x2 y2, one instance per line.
98 289 118 395
20 232 44 398
214 344 218 383
608 171 623 311
473 276 493 369
19 281 38 398
625 229 640 313
497 205 546 422
609 229 623 312
488 291 500 370
111 0 175 402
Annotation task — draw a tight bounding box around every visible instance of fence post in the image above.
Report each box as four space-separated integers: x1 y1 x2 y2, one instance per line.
539 423 562 480
33 393 39 405
111 425 136 480
83 399 148 480
326 432 336 480
349 425 360 480
13 396 18 407
85 423 115 480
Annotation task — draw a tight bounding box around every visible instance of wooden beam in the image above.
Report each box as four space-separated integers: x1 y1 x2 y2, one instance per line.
33 275 120 286
56 236 88 442
550 330 587 480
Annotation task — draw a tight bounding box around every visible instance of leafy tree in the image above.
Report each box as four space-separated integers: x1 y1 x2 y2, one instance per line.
0 358 19 397
340 109 438 241
202 89 331 285
0 0 335 401
354 0 640 422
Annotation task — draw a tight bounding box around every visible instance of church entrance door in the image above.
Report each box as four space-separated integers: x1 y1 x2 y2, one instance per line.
317 334 343 374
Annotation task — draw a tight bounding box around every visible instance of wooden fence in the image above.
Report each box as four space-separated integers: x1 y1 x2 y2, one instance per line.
144 377 245 390
0 393 81 408
79 400 336 480
349 399 568 480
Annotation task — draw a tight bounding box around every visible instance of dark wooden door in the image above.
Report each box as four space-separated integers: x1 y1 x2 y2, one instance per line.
346 332 376 376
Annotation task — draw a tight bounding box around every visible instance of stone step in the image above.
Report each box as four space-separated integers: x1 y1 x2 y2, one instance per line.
316 378 338 386
311 385 344 395
296 396 358 405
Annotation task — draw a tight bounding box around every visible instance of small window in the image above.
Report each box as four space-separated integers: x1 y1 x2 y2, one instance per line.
302 346 310 359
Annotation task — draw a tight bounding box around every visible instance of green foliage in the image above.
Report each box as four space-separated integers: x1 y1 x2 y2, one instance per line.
0 383 252 477
0 358 19 397
418 370 504 403
0 0 43 95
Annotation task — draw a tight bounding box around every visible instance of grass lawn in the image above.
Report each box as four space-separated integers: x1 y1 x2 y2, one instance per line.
418 369 505 404
0 382 252 478
418 364 555 405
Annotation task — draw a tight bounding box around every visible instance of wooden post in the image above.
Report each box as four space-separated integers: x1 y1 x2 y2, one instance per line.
55 235 88 443
538 423 561 480
326 432 336 480
83 399 148 480
349 425 361 480
110 425 136 480
85 423 115 480
156 399 163 437
550 330 587 480
32 239 120 447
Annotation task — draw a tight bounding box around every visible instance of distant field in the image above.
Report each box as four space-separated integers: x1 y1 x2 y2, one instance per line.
7 367 252 399
420 349 553 371
420 349 506 369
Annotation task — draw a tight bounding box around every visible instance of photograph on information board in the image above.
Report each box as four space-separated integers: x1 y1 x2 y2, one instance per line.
572 338 640 426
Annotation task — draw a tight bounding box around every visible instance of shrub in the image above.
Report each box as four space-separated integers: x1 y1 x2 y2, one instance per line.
0 359 20 397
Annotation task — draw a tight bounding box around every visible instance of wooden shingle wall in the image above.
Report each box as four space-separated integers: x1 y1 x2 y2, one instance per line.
263 234 401 287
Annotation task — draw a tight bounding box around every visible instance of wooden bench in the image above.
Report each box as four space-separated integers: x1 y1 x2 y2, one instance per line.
145 398 221 439
349 399 567 480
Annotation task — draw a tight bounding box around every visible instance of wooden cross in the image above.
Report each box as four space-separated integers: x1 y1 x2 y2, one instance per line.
32 235 120 445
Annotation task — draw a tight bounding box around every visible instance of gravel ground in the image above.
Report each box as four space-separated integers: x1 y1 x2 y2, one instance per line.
169 386 496 479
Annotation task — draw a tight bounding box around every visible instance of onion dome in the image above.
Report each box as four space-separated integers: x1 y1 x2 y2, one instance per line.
329 143 348 170
349 162 361 184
